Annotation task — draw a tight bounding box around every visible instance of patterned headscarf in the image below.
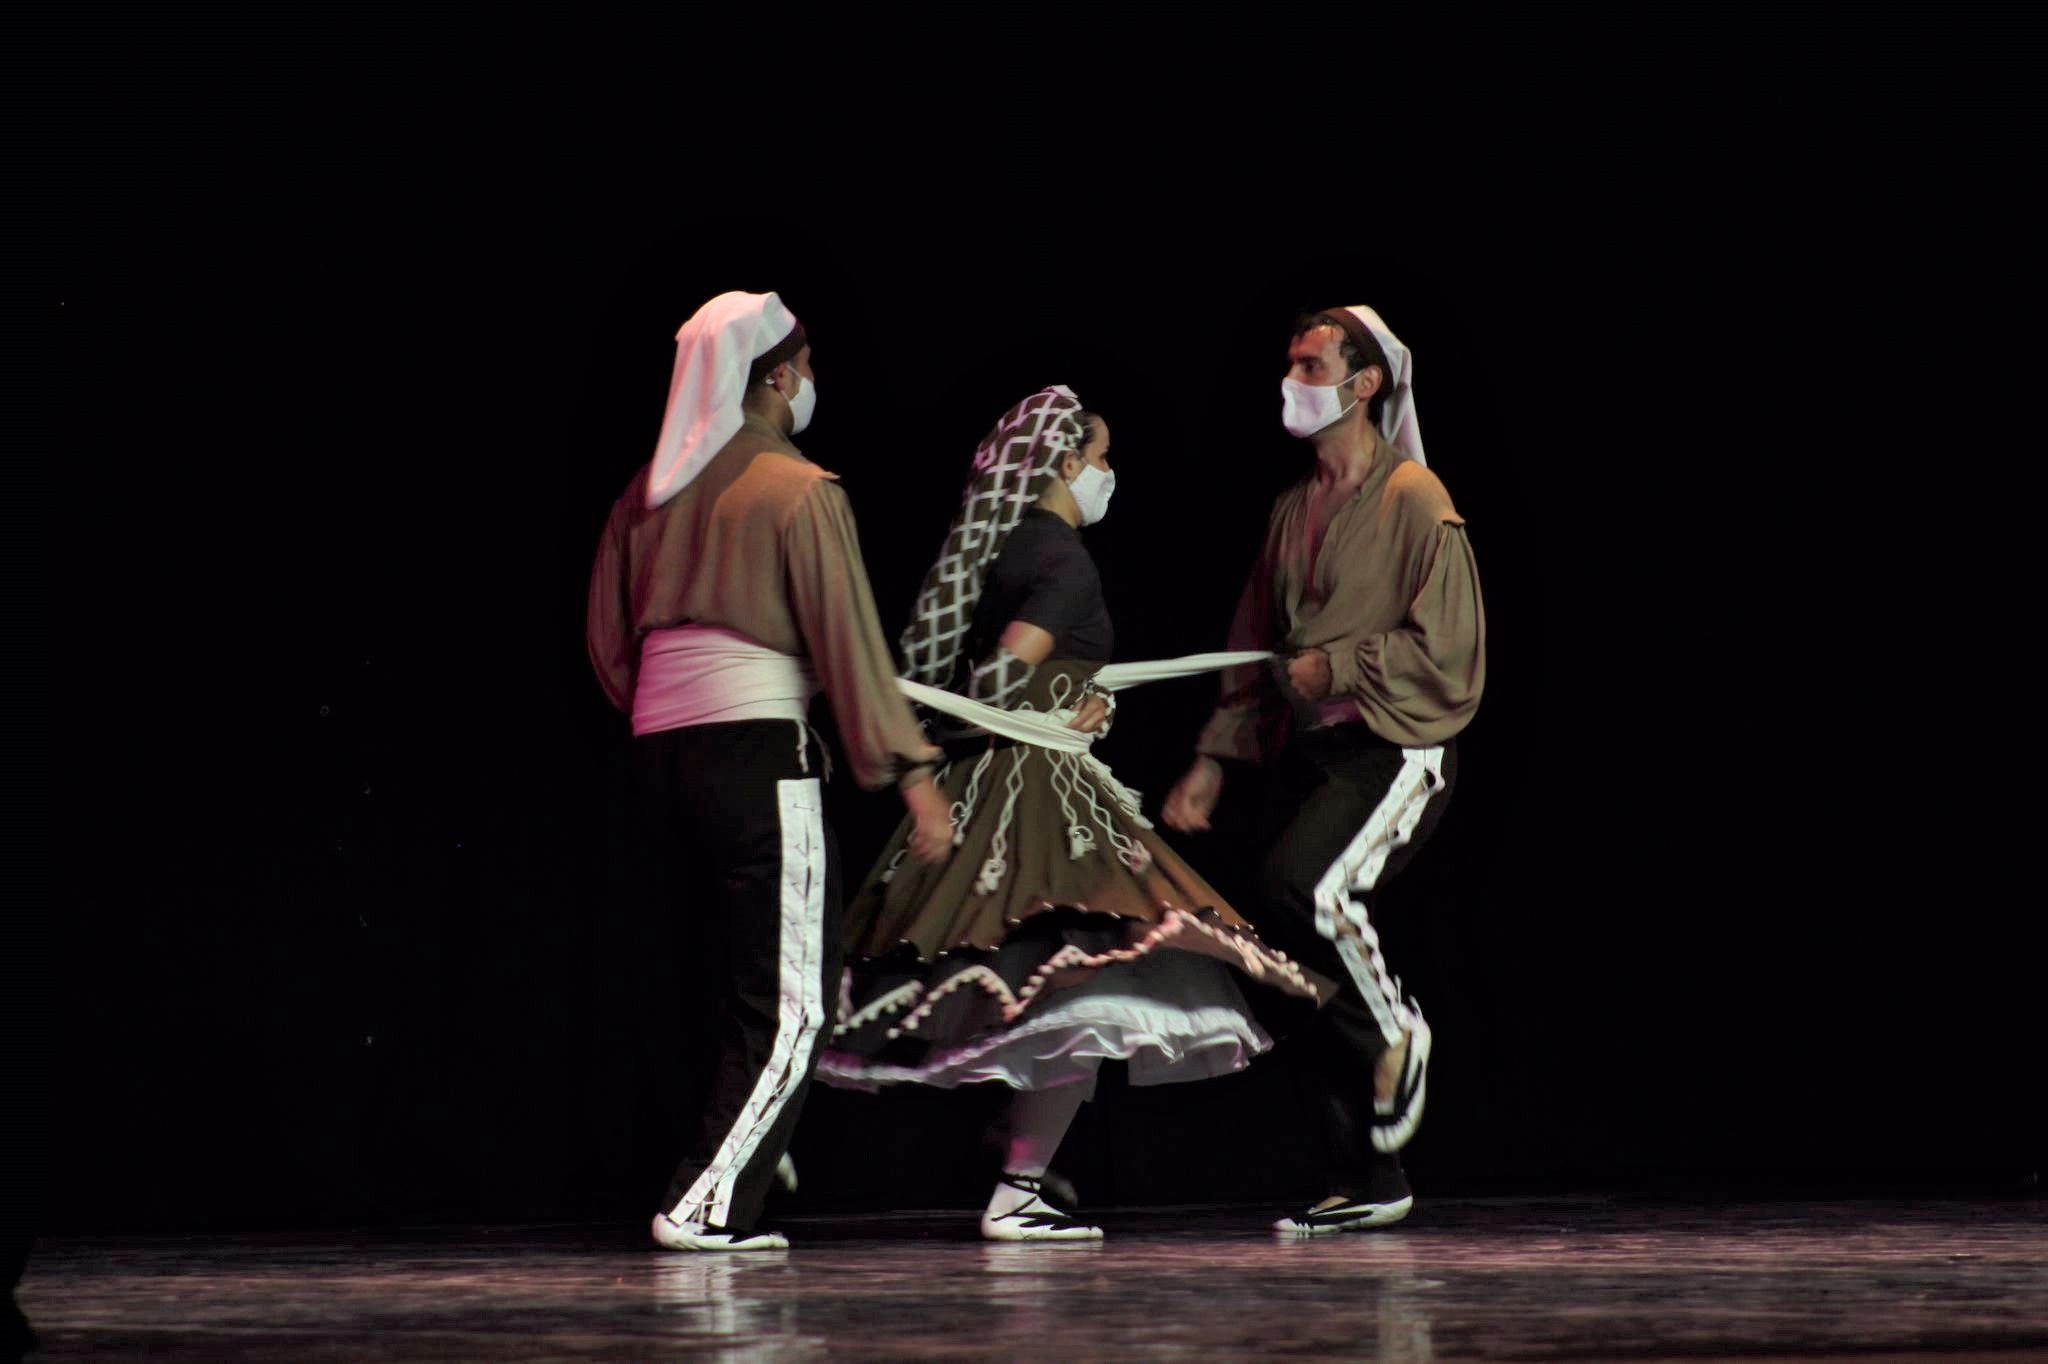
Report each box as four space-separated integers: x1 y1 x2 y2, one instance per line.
898 386 1089 689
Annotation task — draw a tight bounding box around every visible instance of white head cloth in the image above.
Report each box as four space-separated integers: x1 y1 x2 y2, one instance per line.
643 290 802 509
1343 304 1425 468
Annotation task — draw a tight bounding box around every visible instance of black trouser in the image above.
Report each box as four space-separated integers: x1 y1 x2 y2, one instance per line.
632 719 843 1233
1249 725 1457 1192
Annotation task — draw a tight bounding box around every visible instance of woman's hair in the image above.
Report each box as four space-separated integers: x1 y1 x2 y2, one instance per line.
1073 409 1102 456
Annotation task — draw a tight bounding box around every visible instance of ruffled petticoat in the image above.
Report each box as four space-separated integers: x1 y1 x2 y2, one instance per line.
822 662 1329 1094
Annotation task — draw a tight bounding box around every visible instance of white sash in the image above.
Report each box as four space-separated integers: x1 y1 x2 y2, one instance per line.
897 651 1274 753
633 625 822 737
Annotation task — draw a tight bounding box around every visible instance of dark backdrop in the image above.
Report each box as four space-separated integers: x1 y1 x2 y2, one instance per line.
31 16 2038 1232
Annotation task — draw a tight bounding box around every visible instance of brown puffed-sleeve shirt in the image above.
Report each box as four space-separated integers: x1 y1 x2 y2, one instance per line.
587 414 942 790
1198 448 1486 761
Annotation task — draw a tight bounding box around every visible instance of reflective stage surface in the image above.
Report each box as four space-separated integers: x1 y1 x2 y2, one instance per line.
19 1198 2047 1360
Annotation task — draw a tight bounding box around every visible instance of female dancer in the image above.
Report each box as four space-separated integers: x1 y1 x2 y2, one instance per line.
821 386 1325 1240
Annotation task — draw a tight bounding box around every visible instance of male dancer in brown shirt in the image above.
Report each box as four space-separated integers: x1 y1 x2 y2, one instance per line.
588 291 951 1250
1165 305 1486 1235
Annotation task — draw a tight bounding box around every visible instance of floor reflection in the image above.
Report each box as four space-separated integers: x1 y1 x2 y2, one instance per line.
649 1252 827 1360
15 1199 2045 1361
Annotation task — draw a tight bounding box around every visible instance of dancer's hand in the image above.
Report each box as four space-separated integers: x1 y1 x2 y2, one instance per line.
1066 694 1111 734
1286 647 1333 703
901 771 954 865
1162 757 1223 833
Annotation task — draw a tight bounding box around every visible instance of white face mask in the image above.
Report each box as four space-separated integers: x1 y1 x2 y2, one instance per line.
1280 373 1362 438
784 368 817 435
1067 461 1115 526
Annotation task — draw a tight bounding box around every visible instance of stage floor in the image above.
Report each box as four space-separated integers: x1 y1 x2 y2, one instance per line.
18 1198 2047 1360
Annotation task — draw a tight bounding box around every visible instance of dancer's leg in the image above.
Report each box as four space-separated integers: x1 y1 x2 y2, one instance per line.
1250 732 1456 1231
982 1068 1103 1242
647 724 836 1251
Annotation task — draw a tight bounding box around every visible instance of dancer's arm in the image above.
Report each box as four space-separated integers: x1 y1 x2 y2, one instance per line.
785 481 946 791
965 622 1108 732
1170 504 1289 831
1313 518 1485 746
1194 514 1287 765
964 540 1107 730
1165 568 1265 832
584 500 635 713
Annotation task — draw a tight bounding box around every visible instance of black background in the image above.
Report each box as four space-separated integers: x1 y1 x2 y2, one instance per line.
29 15 2040 1232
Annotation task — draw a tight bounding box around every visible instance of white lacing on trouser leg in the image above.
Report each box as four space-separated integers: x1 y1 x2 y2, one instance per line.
1308 747 1446 1049
793 721 832 784
668 777 827 1228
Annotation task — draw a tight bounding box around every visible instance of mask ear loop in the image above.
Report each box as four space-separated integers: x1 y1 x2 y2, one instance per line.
1331 370 1363 422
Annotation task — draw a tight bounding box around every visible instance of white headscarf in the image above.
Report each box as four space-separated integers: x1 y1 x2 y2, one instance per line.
643 290 803 509
1342 304 1425 468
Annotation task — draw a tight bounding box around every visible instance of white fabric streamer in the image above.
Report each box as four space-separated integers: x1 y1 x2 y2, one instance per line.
898 650 1273 753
